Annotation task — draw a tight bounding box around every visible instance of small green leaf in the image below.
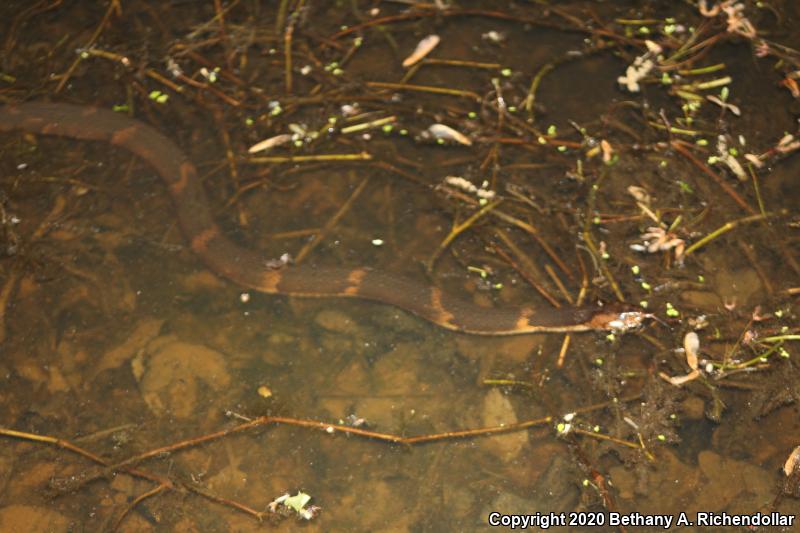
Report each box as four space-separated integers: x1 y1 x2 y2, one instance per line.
284 492 311 513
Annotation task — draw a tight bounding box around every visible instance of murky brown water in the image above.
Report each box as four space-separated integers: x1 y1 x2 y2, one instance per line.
1 1 799 531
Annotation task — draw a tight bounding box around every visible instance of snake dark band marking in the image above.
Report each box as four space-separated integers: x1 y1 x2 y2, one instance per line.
0 102 644 335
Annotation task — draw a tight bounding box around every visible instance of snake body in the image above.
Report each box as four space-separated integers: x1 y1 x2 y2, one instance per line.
0 102 640 334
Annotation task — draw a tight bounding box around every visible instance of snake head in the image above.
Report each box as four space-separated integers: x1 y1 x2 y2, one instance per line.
588 303 651 333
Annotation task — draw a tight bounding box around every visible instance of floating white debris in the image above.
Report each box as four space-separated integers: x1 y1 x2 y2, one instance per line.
248 133 293 154
636 226 685 258
776 133 800 153
743 153 764 167
660 368 700 386
402 34 440 67
785 445 800 476
600 139 614 163
683 331 700 370
699 0 757 39
715 135 747 180
481 30 506 44
444 176 495 199
340 103 359 117
617 41 661 93
618 56 655 92
660 331 702 386
427 123 472 146
288 123 307 136
706 94 741 116
644 39 663 54
265 252 292 270
626 185 651 205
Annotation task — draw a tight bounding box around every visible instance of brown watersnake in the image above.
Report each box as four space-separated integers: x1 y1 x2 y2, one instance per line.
0 102 647 335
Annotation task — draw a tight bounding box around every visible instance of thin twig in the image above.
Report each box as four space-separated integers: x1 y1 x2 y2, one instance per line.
54 0 121 93
426 199 502 275
366 81 481 101
492 228 561 307
683 212 771 256
582 178 625 302
295 175 370 263
247 152 372 163
671 140 755 215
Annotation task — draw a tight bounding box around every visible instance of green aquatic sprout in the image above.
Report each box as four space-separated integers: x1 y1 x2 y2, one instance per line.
148 90 168 104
